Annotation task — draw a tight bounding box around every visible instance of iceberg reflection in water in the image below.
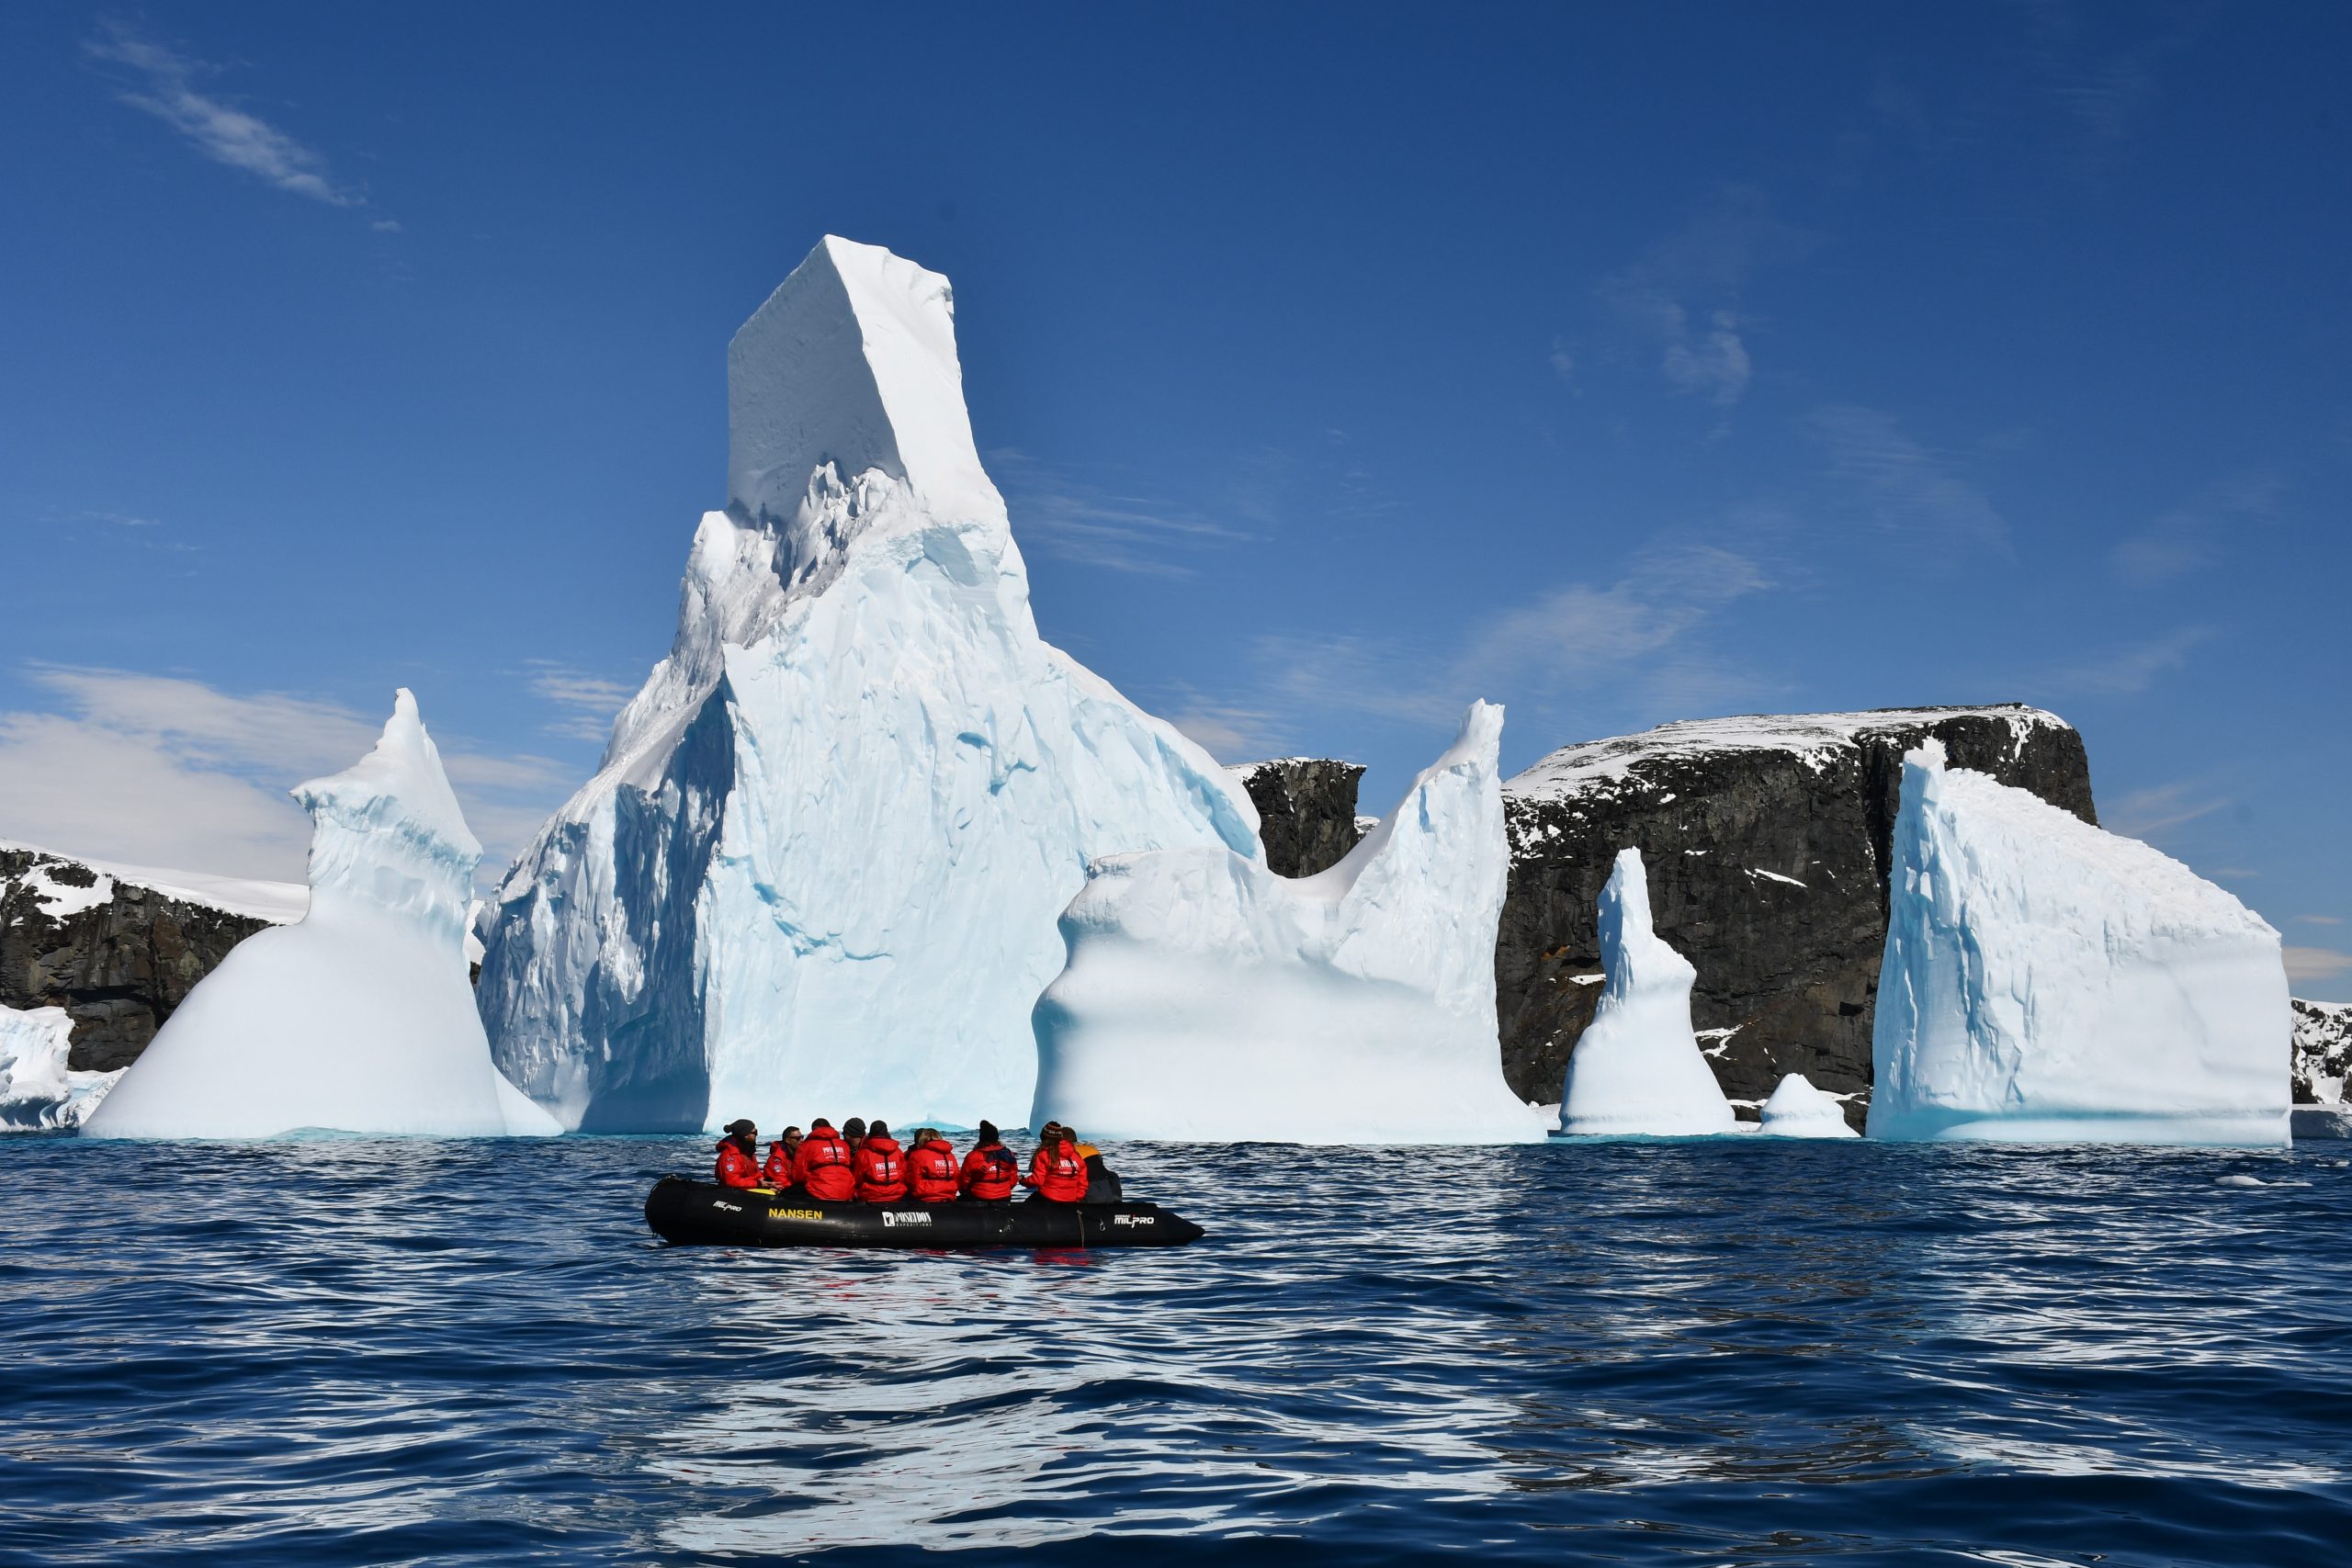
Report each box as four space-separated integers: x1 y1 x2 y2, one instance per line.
0 1134 2346 1564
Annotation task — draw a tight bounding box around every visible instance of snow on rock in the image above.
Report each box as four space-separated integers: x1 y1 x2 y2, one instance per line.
1557 848 1739 1135
2292 998 2352 1106
477 237 1259 1133
1869 740 2290 1145
1757 1073 1859 1137
1030 703 1544 1145
0 1004 120 1131
84 692 552 1139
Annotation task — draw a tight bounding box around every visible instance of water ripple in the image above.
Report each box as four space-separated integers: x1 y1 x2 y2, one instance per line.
1 1135 2346 1564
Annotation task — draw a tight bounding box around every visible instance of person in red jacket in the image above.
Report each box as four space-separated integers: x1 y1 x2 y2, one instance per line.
907 1128 960 1203
1025 1123 1090 1203
959 1120 1021 1202
761 1126 802 1189
714 1119 762 1189
854 1121 909 1202
792 1118 856 1201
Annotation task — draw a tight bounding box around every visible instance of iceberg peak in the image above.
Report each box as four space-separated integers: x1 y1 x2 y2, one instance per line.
727 234 1002 539
293 687 477 940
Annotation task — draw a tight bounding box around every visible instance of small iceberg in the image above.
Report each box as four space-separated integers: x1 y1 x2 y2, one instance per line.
84 691 557 1139
1757 1073 1859 1138
1558 848 1738 1136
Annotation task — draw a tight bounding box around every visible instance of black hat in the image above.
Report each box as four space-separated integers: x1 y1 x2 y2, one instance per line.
723 1119 756 1136
842 1117 867 1140
978 1119 1000 1144
868 1120 890 1139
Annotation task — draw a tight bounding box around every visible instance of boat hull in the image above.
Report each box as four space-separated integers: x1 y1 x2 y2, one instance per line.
643 1177 1205 1248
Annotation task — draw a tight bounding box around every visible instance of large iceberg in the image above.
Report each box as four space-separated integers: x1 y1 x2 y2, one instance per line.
84 692 559 1139
1869 740 2290 1145
1029 703 1544 1145
0 1005 120 1131
477 237 1258 1133
1557 848 1739 1135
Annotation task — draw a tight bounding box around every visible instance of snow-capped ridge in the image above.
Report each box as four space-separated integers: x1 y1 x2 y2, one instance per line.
0 838 308 925
1508 704 2070 804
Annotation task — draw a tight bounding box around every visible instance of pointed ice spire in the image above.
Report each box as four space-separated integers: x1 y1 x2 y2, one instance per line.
84 690 548 1139
1557 847 1738 1135
727 234 1003 531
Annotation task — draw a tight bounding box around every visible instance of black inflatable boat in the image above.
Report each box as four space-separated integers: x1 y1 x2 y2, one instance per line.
643 1177 1206 1249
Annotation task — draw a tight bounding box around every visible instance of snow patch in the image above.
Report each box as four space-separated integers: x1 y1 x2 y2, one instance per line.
1508 705 2068 804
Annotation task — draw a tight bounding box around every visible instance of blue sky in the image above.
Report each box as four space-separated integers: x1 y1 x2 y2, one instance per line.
3 4 2347 995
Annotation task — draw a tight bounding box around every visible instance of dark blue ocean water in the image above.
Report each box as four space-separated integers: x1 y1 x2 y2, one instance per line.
2 1135 2347 1566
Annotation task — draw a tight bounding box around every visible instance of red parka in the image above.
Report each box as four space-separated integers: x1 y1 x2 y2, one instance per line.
793 1127 856 1201
959 1141 1020 1201
908 1135 960 1202
714 1136 762 1189
1028 1137 1089 1203
854 1134 909 1202
761 1140 798 1188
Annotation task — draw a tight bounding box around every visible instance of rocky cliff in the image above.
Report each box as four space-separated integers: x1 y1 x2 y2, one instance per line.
2294 998 2351 1105
1227 759 1366 877
1496 706 2098 1125
0 843 305 1073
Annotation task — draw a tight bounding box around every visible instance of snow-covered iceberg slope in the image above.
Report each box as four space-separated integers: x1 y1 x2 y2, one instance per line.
476 237 1258 1133
1758 1073 1858 1137
1869 740 2290 1145
84 692 557 1139
1030 703 1544 1145
0 1004 120 1131
1557 848 1739 1136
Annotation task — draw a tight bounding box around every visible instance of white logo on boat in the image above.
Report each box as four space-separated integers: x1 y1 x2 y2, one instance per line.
882 1211 933 1227
1111 1213 1153 1227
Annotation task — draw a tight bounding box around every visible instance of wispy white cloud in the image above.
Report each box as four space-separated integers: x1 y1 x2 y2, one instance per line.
0 667 569 883
1807 403 2011 558
1207 543 1780 756
2102 777 2230 842
988 449 1250 578
2297 914 2346 927
2045 624 2219 697
1597 186 1812 412
525 660 636 744
85 19 364 209
2285 946 2352 984
2109 470 2285 586
1658 310 1751 407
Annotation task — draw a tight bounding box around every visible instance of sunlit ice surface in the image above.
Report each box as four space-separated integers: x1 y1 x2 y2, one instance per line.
2 1134 2347 1564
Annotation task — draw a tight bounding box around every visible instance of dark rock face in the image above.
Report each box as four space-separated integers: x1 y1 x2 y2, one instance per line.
2293 998 2352 1105
1228 759 1366 877
0 845 285 1073
1496 706 2098 1126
